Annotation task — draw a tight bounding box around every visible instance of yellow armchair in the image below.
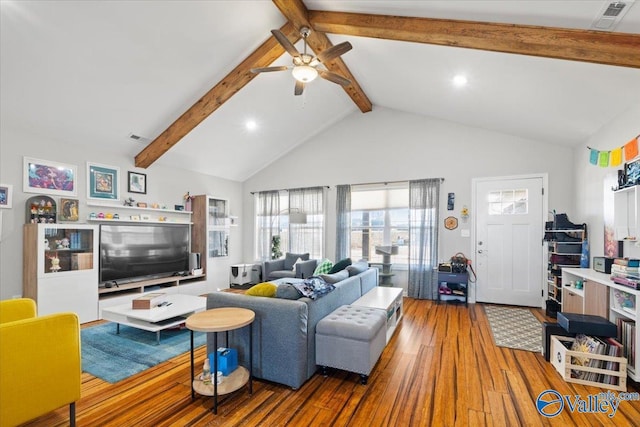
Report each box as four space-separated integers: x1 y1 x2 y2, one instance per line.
0 298 81 427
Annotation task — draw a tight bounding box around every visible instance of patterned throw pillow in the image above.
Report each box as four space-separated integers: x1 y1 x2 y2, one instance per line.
313 258 333 275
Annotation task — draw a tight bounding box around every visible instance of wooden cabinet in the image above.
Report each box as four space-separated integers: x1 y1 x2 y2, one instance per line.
562 287 584 314
23 223 99 323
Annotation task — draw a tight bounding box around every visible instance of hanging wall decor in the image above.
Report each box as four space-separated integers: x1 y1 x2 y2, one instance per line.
587 134 639 167
23 157 77 196
87 162 120 201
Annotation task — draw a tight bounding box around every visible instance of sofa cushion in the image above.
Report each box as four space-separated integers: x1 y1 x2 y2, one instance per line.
328 258 352 274
313 258 333 275
246 282 277 297
346 260 369 277
269 270 297 279
275 283 301 300
285 253 310 270
320 270 349 284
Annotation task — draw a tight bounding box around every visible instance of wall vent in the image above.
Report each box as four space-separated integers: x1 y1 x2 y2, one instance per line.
591 1 635 30
128 133 150 144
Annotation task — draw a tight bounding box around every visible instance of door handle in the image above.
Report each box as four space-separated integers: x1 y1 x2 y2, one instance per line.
477 250 483 254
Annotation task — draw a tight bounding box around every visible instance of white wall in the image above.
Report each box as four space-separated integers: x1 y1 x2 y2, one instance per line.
0 126 244 300
575 104 640 260
243 107 576 292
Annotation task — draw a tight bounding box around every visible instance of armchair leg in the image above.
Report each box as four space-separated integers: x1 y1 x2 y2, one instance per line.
70 402 76 427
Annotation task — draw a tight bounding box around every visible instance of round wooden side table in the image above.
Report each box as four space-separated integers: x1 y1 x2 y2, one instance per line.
186 307 255 414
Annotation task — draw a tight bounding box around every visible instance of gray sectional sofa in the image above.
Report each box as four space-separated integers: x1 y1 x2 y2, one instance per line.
206 267 379 389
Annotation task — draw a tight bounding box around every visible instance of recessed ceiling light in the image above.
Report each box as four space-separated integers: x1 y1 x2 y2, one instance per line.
245 120 257 131
452 75 468 87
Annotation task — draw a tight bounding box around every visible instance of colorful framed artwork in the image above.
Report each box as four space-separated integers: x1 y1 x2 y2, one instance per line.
23 157 77 196
59 198 79 221
0 184 12 209
127 171 147 194
87 162 120 201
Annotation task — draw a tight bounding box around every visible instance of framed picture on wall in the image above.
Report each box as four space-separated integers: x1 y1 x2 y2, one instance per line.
127 171 147 194
23 157 78 196
87 162 120 201
0 184 12 209
59 198 79 221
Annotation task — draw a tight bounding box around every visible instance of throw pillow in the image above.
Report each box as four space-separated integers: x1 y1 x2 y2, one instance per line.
275 283 301 300
313 258 333 275
320 269 349 284
246 282 277 297
291 277 336 300
284 252 310 270
346 260 368 276
328 257 352 274
291 257 303 271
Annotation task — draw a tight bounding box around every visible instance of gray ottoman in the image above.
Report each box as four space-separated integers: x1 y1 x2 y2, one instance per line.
316 305 387 384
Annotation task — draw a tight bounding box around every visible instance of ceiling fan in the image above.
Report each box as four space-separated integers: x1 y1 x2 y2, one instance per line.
251 26 352 96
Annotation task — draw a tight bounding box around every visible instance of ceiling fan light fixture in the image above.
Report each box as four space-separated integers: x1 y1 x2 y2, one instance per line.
292 65 318 83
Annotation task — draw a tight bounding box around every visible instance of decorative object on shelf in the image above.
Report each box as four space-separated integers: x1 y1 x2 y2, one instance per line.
59 198 79 221
137 202 147 208
444 216 458 230
48 254 61 272
175 204 184 211
23 157 77 196
184 192 193 212
127 171 146 194
124 197 135 206
0 183 13 209
87 162 120 201
25 195 57 224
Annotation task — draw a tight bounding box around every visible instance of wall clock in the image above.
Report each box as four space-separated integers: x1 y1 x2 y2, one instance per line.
444 216 458 230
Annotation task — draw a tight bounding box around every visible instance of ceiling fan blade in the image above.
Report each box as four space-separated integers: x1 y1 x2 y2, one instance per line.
315 41 352 63
271 29 301 58
250 66 289 74
294 80 305 96
318 70 351 86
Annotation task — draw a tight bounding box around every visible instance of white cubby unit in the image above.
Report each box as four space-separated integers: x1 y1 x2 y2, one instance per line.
23 223 99 323
562 267 640 382
613 185 640 241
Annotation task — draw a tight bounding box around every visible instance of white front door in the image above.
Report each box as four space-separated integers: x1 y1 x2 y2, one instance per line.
473 175 546 307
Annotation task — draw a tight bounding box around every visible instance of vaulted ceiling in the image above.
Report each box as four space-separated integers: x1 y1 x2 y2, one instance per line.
2 1 639 181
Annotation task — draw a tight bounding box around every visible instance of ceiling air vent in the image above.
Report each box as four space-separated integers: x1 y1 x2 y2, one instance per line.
128 133 150 144
591 0 635 30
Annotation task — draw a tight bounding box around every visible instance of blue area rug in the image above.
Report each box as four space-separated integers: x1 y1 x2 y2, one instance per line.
81 322 206 383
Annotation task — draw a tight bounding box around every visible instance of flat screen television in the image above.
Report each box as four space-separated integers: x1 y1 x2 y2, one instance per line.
99 223 190 285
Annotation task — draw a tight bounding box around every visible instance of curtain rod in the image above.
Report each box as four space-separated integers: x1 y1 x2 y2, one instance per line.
250 186 330 195
348 178 445 187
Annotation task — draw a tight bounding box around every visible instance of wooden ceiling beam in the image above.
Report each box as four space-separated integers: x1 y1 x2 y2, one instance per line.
134 22 300 169
272 0 372 113
309 10 640 69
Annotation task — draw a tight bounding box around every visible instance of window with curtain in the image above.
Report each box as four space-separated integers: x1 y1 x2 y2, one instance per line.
349 183 409 265
254 187 325 261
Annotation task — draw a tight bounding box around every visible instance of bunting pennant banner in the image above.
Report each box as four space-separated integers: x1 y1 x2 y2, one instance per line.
599 151 610 167
611 147 623 167
587 134 639 167
624 137 638 160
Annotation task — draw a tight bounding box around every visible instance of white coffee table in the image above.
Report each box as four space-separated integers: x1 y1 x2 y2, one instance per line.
101 294 206 344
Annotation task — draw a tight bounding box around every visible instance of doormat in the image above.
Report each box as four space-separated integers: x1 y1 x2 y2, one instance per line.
484 305 542 353
81 323 206 383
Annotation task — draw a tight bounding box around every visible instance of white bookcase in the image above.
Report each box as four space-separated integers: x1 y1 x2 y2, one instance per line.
23 223 99 323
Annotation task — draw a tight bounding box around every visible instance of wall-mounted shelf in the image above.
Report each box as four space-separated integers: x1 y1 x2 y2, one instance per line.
86 201 192 223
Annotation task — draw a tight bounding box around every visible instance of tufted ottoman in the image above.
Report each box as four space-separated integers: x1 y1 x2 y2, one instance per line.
316 305 387 384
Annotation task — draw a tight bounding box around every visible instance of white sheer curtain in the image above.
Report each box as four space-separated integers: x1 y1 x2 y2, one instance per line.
289 187 324 259
408 179 441 299
255 191 280 261
335 184 351 261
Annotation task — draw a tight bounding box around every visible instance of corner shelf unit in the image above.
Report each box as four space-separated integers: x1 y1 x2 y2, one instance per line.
613 186 640 241
544 228 586 314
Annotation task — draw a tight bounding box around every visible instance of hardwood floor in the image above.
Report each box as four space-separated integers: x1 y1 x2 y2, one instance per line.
24 299 640 426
